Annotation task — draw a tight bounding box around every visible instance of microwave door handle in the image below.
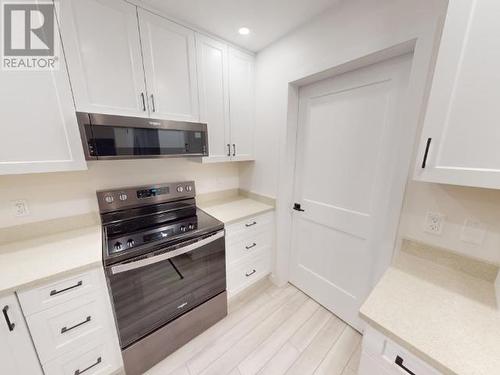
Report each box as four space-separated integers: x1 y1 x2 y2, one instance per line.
110 230 224 275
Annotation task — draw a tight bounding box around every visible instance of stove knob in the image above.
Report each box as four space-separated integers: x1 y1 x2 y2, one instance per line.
177 186 184 193
104 195 114 204
188 223 194 230
185 185 193 192
126 239 135 248
180 225 187 232
114 242 123 251
119 193 128 201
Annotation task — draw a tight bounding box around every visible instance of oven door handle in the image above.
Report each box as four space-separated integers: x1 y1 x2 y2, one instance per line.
110 230 224 275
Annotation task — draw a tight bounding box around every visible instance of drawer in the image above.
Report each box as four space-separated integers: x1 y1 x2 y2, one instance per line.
226 229 272 265
26 291 110 363
383 339 441 375
225 211 274 239
43 337 122 375
227 249 271 296
18 268 102 315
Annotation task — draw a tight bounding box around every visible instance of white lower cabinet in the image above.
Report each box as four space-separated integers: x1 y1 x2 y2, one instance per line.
226 212 274 296
0 294 43 375
360 326 442 375
16 267 123 375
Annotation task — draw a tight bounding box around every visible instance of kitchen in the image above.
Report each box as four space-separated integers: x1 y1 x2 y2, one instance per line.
1 0 500 374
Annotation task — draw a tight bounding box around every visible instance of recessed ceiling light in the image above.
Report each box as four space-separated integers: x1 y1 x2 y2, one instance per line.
238 27 250 35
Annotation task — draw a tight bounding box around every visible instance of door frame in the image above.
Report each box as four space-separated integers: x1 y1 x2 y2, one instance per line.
272 24 446 294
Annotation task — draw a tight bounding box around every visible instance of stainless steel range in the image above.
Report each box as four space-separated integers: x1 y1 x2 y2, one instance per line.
97 181 227 375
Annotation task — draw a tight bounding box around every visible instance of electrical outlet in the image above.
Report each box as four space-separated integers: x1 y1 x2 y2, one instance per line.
424 212 444 235
11 200 29 217
460 218 485 245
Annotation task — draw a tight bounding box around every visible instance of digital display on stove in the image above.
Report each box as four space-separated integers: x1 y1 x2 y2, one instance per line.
143 229 174 243
137 187 170 199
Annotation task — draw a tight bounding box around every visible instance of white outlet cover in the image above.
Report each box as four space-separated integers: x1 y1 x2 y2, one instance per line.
11 200 29 217
424 212 444 235
460 218 485 246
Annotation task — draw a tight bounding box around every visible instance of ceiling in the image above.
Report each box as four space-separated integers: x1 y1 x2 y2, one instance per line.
139 0 340 52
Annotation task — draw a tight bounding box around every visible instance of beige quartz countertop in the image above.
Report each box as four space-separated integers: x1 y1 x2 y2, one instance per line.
360 242 500 375
198 196 274 224
0 225 102 294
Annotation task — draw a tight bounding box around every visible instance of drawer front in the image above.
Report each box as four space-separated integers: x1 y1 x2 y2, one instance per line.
225 211 274 239
383 340 442 375
227 248 271 296
18 268 101 315
226 229 272 265
43 338 122 375
26 291 109 363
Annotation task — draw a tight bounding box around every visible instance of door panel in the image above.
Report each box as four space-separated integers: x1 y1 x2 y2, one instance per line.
229 48 255 161
58 0 147 116
290 54 412 330
139 9 199 122
196 34 231 161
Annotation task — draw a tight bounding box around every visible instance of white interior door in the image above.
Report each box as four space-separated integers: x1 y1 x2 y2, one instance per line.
139 9 199 122
290 54 412 330
58 0 147 117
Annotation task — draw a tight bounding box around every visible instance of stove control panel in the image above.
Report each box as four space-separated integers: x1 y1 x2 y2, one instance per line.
97 181 196 213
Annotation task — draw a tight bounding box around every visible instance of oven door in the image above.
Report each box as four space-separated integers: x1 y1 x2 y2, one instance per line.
106 230 226 349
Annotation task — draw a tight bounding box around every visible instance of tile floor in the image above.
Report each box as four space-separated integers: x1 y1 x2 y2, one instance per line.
145 279 361 375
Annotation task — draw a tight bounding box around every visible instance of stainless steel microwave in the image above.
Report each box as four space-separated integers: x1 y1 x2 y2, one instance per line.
77 112 208 160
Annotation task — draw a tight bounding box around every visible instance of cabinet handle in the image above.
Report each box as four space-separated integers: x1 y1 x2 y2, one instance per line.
74 357 102 375
50 280 83 296
232 143 236 157
227 144 231 157
151 94 156 112
245 221 257 227
61 316 91 334
245 269 256 277
245 243 257 250
421 138 432 168
2 306 15 332
141 92 146 111
395 356 416 375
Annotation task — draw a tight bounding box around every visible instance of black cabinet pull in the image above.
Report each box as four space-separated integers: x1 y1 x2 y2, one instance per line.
2 305 15 332
50 280 83 296
140 92 146 111
245 269 256 277
422 138 432 168
245 221 257 227
74 357 101 375
227 144 231 157
395 355 416 375
245 243 257 250
293 203 305 212
61 316 91 334
232 143 236 157
151 94 156 112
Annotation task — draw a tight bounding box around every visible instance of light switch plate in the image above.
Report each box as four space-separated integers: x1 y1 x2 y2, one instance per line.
424 212 444 235
460 218 485 245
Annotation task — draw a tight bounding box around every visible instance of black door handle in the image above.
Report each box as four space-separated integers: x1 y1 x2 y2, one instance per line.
50 280 83 296
2 305 15 331
245 269 256 277
227 144 231 157
422 138 432 168
232 144 236 157
74 357 102 375
293 203 305 212
395 355 416 375
245 243 257 250
61 316 92 334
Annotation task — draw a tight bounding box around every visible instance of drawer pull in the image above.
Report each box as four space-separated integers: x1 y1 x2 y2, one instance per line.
245 221 257 227
74 356 101 375
245 269 256 277
50 280 83 296
395 355 416 375
2 305 15 332
245 243 257 250
61 316 91 334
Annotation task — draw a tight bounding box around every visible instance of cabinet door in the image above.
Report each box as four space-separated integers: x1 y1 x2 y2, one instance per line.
414 0 500 189
58 0 147 117
196 34 231 162
228 48 255 161
139 9 199 122
0 26 86 175
0 294 43 375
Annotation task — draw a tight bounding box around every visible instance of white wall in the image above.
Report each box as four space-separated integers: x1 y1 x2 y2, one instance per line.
0 159 239 229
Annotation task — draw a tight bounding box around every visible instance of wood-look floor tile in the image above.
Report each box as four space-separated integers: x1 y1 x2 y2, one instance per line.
257 343 300 375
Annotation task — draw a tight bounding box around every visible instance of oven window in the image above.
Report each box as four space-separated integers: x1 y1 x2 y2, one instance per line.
107 236 225 349
89 125 206 156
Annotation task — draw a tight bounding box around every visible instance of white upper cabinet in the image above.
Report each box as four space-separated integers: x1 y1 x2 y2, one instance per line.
0 12 86 175
0 294 43 375
414 0 500 189
228 48 255 161
196 34 231 161
139 9 199 122
58 0 147 117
